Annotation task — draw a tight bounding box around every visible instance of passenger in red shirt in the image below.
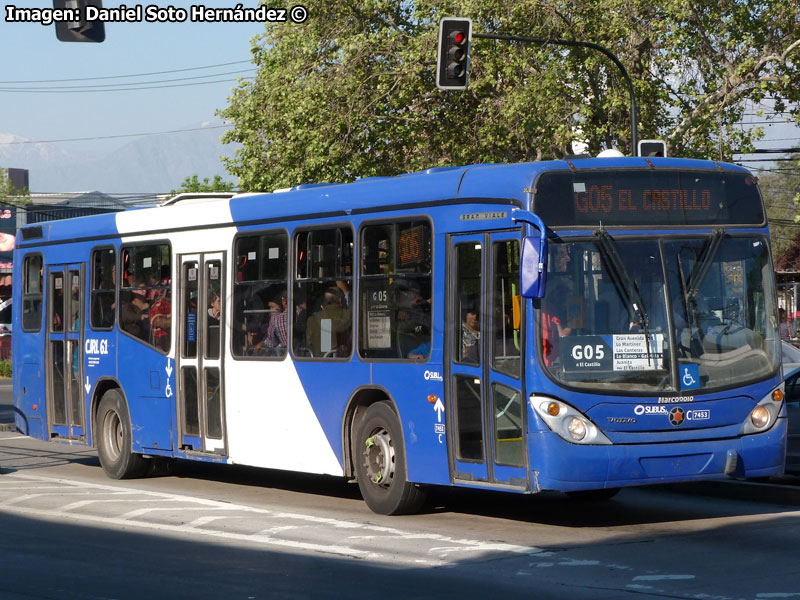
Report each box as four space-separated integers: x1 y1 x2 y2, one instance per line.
149 286 171 352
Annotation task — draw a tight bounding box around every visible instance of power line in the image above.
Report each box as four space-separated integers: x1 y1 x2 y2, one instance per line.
0 124 232 146
737 157 800 162
0 76 254 94
0 60 252 84
0 69 254 92
734 148 800 155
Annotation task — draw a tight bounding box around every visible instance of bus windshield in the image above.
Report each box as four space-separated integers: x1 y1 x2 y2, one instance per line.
540 235 779 393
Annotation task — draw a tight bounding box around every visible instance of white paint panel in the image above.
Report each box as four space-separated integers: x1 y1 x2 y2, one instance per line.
114 207 341 476
115 198 234 236
224 358 343 475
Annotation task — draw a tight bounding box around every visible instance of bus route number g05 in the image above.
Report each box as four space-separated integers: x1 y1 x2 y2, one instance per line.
571 344 605 361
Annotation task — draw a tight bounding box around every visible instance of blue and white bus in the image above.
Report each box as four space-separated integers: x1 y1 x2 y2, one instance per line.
12 156 786 514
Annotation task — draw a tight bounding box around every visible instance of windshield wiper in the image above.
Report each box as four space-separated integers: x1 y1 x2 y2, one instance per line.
686 229 726 301
594 229 654 365
675 229 726 356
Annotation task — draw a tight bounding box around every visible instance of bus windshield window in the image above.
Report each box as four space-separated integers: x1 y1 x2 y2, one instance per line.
539 236 779 393
665 236 778 390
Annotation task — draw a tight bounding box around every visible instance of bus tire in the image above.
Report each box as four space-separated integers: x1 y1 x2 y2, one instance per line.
354 401 426 515
96 389 148 480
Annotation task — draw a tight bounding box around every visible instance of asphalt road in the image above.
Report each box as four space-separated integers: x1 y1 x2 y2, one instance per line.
3 432 800 599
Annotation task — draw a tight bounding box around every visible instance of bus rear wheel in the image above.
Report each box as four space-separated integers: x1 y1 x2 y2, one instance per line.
354 401 426 515
96 389 148 479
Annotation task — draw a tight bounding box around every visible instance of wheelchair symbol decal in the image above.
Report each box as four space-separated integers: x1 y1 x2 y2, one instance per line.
681 364 700 390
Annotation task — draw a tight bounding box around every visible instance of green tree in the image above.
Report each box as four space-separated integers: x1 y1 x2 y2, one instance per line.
760 159 800 260
219 0 800 192
169 174 235 197
0 171 30 206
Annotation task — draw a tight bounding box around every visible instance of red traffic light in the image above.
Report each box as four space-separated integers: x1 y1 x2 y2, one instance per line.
437 18 472 90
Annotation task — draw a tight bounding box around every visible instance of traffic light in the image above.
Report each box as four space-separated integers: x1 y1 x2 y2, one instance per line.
53 0 105 43
638 139 668 157
436 18 472 90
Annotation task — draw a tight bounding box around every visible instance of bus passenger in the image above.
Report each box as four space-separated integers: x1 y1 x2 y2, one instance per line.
265 290 288 351
541 280 572 367
149 285 171 352
462 304 480 363
121 286 150 342
306 287 351 357
408 341 430 359
208 293 221 325
252 291 288 355
206 292 221 358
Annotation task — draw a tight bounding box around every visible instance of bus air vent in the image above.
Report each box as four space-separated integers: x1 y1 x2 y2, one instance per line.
20 226 43 240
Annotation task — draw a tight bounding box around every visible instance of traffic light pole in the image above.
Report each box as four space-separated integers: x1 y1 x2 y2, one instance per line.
472 32 639 156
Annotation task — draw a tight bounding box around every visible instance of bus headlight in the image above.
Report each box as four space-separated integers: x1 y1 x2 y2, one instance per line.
750 406 770 429
531 395 611 445
739 383 783 435
568 418 587 441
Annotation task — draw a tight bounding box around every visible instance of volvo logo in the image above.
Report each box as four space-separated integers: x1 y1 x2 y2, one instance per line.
668 407 686 426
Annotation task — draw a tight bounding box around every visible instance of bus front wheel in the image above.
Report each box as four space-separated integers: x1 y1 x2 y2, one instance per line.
96 389 148 479
354 401 426 515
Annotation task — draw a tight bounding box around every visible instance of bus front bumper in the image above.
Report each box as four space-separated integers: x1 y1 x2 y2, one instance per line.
531 417 787 492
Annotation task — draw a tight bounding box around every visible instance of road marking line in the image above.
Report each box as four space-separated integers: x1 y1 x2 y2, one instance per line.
0 472 543 562
185 516 227 528
2 503 377 560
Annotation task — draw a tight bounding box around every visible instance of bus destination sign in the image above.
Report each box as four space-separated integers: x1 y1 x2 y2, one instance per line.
534 170 764 227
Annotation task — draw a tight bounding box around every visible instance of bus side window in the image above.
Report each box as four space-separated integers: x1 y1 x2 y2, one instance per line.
358 221 432 360
294 227 353 359
22 254 43 332
90 248 116 330
232 231 288 358
118 244 171 351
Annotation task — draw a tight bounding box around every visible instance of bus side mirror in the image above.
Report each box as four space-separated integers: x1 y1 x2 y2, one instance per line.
512 209 548 299
521 236 547 298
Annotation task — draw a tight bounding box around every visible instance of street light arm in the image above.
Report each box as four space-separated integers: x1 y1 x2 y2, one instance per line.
472 32 639 156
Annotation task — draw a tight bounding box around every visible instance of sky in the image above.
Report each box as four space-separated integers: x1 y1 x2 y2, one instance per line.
0 2 797 168
0 1 271 155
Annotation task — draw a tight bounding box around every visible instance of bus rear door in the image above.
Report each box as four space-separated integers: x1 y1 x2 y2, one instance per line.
447 232 528 489
46 264 86 440
177 253 227 454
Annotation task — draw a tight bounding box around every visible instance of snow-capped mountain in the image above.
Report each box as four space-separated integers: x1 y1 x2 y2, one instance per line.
0 123 237 194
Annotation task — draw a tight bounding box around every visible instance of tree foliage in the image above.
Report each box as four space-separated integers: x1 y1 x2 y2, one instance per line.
0 172 30 205
169 174 235 197
760 158 800 262
219 0 800 191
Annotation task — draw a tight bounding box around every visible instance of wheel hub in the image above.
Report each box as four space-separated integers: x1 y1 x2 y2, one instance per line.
362 427 395 489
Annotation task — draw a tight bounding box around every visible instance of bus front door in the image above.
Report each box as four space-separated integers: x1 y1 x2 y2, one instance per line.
46 264 86 440
177 253 227 455
448 233 528 489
